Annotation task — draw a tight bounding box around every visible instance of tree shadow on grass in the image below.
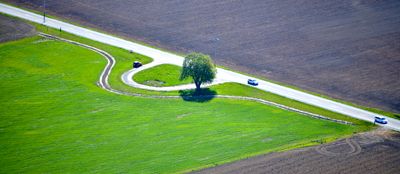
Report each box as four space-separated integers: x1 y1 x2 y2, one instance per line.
179 88 217 103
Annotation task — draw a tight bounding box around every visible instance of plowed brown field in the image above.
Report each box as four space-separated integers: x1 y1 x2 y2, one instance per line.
0 14 35 42
192 129 400 174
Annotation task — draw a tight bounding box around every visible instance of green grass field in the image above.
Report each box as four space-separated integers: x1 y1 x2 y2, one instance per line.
0 36 367 173
133 64 192 87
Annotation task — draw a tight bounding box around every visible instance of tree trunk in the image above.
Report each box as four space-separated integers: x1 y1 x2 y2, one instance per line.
195 81 201 91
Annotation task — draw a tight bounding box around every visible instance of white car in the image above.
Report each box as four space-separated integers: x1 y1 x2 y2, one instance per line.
247 79 258 86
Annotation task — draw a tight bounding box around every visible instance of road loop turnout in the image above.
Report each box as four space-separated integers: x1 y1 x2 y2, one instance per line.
38 33 352 125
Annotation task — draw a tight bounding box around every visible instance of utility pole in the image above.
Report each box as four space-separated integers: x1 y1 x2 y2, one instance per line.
43 0 46 23
214 37 220 58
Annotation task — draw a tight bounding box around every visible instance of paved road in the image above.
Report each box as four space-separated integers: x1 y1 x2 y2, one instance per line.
1 3 399 131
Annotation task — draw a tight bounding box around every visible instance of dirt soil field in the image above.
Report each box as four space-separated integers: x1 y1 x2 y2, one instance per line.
4 0 400 113
0 14 35 42
191 129 400 174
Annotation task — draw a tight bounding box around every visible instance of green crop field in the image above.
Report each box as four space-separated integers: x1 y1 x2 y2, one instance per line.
134 64 192 87
0 36 367 173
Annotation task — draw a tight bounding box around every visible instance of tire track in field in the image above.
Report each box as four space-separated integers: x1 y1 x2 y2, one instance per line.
315 137 362 157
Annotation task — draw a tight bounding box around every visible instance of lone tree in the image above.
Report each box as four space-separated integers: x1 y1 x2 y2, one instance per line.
180 52 217 91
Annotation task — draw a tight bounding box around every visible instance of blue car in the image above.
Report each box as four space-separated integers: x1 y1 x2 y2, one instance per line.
247 79 258 86
374 116 388 124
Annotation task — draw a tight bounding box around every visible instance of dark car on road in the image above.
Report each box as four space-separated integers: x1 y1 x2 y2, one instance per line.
247 79 259 86
374 116 388 124
133 61 142 68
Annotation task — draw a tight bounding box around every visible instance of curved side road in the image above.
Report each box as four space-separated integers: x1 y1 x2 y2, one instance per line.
2 3 399 131
38 33 353 125
121 62 228 91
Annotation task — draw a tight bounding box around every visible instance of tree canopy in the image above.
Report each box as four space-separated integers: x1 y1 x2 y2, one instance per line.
180 52 216 91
